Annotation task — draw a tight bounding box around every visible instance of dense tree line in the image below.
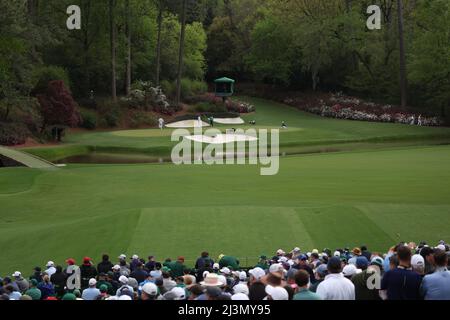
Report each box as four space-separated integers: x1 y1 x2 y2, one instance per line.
0 0 449 144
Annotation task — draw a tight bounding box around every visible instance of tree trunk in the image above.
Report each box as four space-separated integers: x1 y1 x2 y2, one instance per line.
125 0 132 96
155 1 163 87
397 0 408 108
175 0 187 107
110 0 117 102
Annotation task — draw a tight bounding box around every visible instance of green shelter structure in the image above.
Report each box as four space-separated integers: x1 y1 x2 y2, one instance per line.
214 77 235 99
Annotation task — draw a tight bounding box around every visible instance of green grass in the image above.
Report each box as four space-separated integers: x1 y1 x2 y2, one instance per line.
1 145 450 274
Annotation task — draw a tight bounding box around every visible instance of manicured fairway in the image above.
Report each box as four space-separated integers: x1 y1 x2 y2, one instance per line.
1 145 450 274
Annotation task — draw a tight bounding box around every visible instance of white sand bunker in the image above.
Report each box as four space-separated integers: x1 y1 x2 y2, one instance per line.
213 117 245 125
166 120 210 128
185 133 258 145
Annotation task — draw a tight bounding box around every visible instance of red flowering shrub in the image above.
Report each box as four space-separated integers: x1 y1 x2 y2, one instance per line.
37 80 80 131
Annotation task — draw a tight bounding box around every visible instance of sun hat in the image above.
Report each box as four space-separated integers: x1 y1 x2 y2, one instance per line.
233 283 249 295
312 249 319 255
89 278 97 286
249 267 265 281
171 287 186 300
142 283 158 296
200 273 224 287
232 293 249 300
265 285 288 300
218 275 227 287
352 248 362 256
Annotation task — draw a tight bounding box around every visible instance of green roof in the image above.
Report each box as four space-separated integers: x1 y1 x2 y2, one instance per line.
214 77 235 83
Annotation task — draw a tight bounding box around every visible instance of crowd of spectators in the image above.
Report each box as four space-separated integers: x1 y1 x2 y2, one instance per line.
1 241 450 301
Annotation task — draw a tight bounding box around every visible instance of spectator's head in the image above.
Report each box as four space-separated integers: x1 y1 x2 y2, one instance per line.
265 285 289 301
420 247 435 265
55 266 62 273
343 264 360 279
352 247 362 257
201 251 209 258
370 256 384 271
33 266 41 273
361 245 368 252
205 286 222 301
3 277 12 285
88 278 97 288
177 256 185 264
315 264 328 280
30 279 38 288
83 257 92 266
0 294 10 301
141 283 158 300
294 270 310 289
389 255 399 270
4 285 15 294
118 254 127 262
46 261 54 268
327 257 342 274
119 260 127 267
397 245 412 267
102 254 109 262
187 285 204 300
356 257 369 271
411 254 425 275
249 267 265 283
148 255 155 262
249 282 267 300
43 275 50 283
12 271 22 279
434 250 448 268
65 258 75 266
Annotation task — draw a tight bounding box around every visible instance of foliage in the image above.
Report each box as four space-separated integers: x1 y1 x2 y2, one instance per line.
80 109 98 130
128 110 157 128
0 121 30 146
37 80 80 130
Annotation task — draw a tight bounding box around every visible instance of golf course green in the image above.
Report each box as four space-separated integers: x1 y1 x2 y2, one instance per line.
1 97 450 274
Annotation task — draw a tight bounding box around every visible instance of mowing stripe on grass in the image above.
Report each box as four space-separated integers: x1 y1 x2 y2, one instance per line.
127 206 314 266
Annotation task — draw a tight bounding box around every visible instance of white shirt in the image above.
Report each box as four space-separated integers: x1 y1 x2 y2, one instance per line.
316 273 355 300
45 266 56 277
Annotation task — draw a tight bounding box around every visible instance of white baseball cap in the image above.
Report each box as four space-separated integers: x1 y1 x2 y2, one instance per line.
220 267 231 275
279 257 288 263
233 283 249 295
435 244 446 251
171 287 186 300
142 283 158 296
276 249 285 256
334 251 341 257
89 278 97 286
232 293 249 300
112 265 121 271
249 267 265 280
269 263 284 274
265 285 288 300
343 264 361 277
118 254 127 260
411 254 425 268
213 263 220 270
12 271 21 277
239 271 247 281
119 275 128 284
46 261 54 267
132 254 139 260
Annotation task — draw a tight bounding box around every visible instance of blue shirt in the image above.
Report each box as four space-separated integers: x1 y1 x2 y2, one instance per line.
82 287 101 300
381 267 422 300
421 268 450 300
